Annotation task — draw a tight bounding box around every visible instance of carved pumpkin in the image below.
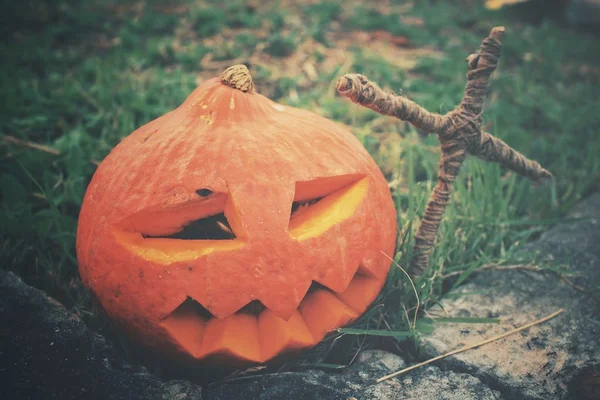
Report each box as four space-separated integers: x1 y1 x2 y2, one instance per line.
76 65 397 364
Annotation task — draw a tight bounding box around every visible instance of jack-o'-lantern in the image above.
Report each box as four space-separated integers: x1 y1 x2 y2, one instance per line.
76 65 397 364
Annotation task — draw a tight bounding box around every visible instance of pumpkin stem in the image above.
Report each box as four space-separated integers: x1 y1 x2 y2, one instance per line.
337 27 551 278
220 65 255 94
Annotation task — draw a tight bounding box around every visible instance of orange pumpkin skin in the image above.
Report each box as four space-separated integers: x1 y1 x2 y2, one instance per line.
76 67 397 364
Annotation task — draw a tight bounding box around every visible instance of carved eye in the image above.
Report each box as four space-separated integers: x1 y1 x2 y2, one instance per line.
113 191 244 264
144 213 235 241
288 174 369 240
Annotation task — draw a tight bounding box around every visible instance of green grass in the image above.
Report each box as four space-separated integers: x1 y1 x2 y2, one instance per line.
1 0 600 376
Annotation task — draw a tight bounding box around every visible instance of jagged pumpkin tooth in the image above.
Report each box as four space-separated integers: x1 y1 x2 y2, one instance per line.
359 250 393 280
161 301 208 358
199 314 261 362
259 309 314 362
299 290 358 340
356 262 377 278
336 275 384 314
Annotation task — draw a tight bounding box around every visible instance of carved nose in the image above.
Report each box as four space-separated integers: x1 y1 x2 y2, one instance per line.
226 181 295 239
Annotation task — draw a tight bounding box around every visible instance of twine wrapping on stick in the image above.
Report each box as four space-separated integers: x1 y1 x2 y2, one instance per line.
337 27 551 277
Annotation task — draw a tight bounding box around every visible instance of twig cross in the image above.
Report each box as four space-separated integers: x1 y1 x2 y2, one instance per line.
337 27 551 276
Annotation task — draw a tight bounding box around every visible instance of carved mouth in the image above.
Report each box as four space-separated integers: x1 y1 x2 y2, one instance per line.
160 264 383 363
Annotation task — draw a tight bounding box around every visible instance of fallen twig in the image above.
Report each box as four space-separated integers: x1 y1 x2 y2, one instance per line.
3 134 61 156
2 134 100 166
441 263 543 279
376 308 564 383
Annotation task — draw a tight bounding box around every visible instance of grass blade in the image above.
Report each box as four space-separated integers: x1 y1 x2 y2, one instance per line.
337 328 414 338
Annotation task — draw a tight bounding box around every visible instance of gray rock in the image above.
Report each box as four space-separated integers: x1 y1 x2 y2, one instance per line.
207 350 501 400
0 269 500 400
567 0 600 25
2 192 600 399
0 270 204 400
421 192 600 399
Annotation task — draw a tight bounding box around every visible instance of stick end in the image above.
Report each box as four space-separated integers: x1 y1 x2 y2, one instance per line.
490 26 505 41
336 75 353 94
533 169 553 187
